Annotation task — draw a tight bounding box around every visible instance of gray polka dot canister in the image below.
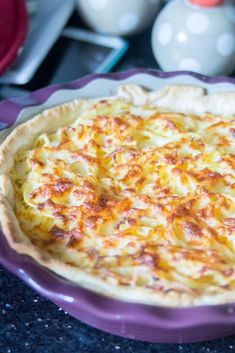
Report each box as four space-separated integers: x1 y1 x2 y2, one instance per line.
77 0 161 36
152 0 235 75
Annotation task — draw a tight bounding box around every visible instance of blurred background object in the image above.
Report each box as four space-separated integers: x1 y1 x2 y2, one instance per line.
0 0 128 98
77 0 161 36
26 0 39 15
0 0 74 86
0 0 235 100
0 0 27 75
152 0 235 75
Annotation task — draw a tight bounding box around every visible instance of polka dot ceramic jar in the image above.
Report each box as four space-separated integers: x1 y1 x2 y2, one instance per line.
152 0 235 75
77 0 161 36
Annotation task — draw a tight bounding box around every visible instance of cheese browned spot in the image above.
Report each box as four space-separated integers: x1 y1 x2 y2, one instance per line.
11 98 235 297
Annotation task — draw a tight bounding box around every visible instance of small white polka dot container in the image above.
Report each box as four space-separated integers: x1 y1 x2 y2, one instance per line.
152 0 235 75
77 0 161 36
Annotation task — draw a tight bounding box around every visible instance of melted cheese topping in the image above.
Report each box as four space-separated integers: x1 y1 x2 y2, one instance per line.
12 98 235 298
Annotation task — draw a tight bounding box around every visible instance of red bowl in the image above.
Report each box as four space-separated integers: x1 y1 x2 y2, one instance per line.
0 0 28 75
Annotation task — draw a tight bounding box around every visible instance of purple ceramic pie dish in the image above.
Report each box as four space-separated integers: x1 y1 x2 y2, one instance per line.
1 68 235 344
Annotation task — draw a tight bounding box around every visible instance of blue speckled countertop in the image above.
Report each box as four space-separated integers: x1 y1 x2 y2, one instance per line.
1 10 235 353
1 266 235 353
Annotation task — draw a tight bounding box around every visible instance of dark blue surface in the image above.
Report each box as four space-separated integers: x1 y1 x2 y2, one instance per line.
1 265 235 353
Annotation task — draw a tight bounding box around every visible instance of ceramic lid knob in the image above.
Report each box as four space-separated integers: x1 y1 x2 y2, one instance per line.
189 0 224 7
151 0 235 76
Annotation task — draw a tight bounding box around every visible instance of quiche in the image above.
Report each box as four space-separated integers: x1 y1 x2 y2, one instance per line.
1 84 235 307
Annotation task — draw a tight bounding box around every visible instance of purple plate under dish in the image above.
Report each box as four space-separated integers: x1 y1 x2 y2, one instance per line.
1 68 235 344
